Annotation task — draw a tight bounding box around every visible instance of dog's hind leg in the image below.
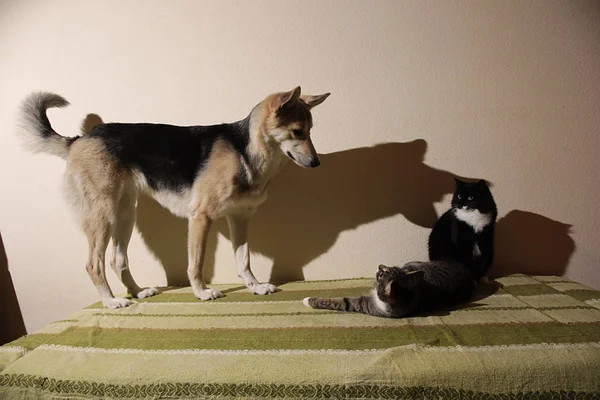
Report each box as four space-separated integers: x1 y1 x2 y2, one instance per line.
110 184 158 299
227 214 278 295
64 139 133 309
188 213 223 300
84 207 132 309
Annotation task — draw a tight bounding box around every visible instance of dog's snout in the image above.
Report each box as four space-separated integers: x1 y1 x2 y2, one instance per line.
310 158 320 168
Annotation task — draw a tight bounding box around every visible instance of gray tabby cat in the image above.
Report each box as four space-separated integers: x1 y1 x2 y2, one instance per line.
303 261 475 318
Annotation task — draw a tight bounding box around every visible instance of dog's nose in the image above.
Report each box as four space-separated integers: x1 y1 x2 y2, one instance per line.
310 158 320 168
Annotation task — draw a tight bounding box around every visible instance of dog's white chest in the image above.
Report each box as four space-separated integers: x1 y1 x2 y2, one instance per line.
454 208 492 233
219 186 269 217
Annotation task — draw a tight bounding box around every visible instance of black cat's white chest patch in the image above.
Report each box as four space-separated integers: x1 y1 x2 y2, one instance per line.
454 208 492 233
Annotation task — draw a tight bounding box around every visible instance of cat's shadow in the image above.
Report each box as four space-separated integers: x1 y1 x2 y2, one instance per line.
491 210 575 277
413 283 501 317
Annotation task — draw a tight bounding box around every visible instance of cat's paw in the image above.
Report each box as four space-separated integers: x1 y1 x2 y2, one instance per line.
251 283 279 295
103 297 133 309
135 287 159 299
303 297 313 308
197 288 224 301
479 276 504 288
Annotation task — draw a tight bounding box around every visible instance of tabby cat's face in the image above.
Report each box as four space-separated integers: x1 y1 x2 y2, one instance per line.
452 179 495 213
375 265 424 307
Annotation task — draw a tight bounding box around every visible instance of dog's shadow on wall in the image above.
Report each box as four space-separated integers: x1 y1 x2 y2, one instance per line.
136 139 457 285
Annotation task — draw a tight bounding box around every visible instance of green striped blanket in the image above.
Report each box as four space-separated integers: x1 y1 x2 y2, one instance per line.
1 274 600 399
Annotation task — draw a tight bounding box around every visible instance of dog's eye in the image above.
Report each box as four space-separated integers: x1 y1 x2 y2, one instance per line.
468 196 474 200
292 129 305 138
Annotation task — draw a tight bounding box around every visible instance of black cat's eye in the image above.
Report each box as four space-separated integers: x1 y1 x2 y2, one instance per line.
468 196 474 200
457 195 462 199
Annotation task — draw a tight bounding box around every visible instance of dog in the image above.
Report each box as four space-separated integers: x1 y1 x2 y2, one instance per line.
18 87 330 308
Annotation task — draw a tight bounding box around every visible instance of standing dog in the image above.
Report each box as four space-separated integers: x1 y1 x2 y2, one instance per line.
18 87 330 308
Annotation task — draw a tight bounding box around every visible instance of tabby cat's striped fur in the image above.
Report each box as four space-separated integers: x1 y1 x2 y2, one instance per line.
303 261 475 318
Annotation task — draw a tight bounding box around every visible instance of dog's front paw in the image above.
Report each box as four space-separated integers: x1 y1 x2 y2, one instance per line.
252 283 279 295
103 297 133 309
197 288 224 301
135 287 159 299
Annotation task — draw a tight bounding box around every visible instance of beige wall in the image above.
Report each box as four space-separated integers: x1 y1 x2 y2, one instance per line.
1 0 599 332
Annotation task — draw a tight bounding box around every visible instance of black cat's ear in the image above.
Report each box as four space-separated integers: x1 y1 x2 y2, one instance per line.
378 264 389 273
454 178 465 186
404 270 425 289
477 179 488 187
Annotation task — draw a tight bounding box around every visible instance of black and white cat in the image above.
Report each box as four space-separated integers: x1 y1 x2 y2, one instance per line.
303 262 475 318
428 178 497 282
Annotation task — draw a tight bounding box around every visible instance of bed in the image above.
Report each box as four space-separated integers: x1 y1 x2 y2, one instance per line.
1 274 599 399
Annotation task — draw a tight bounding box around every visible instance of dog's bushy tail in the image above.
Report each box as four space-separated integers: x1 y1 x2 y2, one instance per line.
17 92 79 159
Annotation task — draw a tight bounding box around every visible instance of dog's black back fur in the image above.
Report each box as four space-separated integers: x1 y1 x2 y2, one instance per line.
88 118 250 192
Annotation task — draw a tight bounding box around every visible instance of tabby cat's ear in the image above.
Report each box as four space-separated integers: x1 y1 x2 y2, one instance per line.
384 281 396 297
404 270 425 289
378 264 389 273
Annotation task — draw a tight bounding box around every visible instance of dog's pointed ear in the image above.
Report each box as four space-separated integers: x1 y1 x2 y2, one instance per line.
301 93 331 109
277 87 302 110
